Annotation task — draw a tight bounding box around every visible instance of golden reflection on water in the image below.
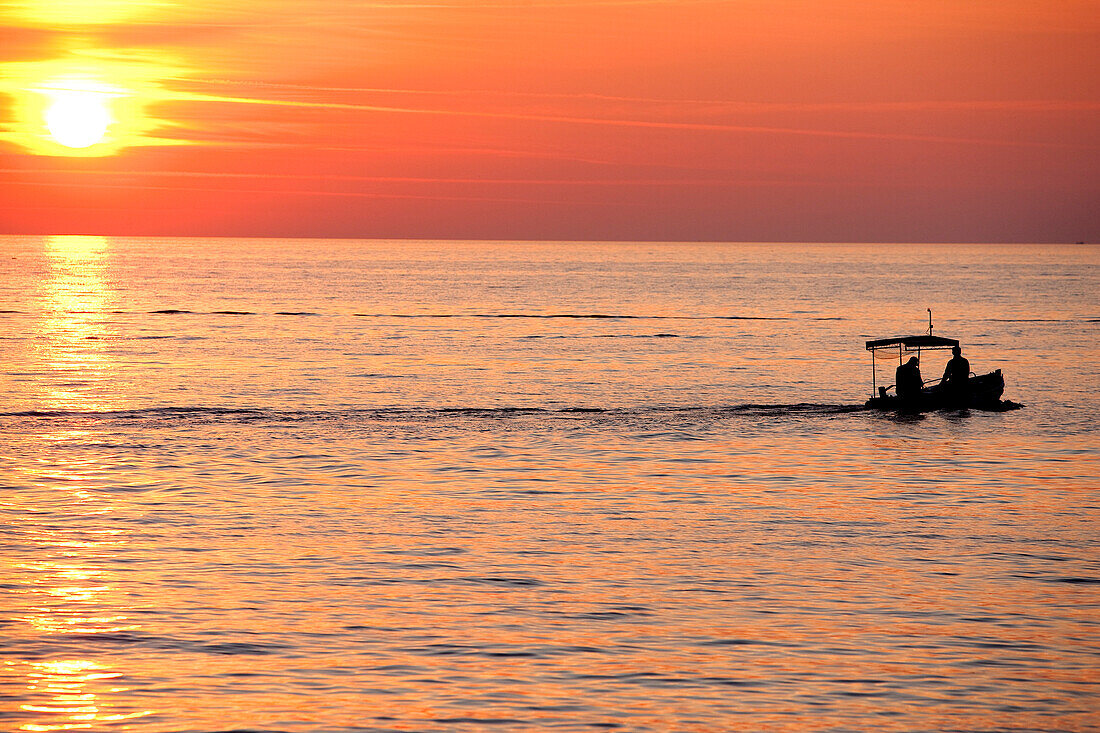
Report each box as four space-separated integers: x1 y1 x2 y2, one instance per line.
38 236 115 412
7 235 152 727
21 659 149 731
21 557 136 636
9 526 150 729
13 506 149 728
12 538 149 731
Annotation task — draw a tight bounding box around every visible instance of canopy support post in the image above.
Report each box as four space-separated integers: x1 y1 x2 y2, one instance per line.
871 348 876 398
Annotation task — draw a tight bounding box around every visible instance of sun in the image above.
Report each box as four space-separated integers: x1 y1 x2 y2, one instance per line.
45 87 113 148
0 54 187 157
32 77 123 155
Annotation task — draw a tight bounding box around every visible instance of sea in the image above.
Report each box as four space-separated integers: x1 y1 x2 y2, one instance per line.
1 237 1097 732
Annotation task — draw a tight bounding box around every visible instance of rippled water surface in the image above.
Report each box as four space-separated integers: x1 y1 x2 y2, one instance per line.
1 237 1098 731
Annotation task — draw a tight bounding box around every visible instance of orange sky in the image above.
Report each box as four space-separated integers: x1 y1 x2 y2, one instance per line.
1 0 1098 241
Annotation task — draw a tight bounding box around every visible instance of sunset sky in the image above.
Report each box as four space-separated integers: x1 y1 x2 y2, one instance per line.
1 0 1097 241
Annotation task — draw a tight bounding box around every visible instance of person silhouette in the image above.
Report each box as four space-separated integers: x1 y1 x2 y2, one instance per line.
941 345 970 404
895 356 923 403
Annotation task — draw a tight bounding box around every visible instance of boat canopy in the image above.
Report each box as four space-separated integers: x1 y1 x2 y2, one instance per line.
865 335 960 351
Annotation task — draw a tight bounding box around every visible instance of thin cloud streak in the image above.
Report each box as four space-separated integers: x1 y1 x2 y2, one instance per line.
0 169 816 187
175 91 1089 149
176 78 1100 114
0 179 658 206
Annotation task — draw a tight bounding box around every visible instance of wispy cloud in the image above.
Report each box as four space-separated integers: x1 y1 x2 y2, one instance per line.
0 177 658 206
0 168 818 187
167 89 1093 149
174 78 1100 114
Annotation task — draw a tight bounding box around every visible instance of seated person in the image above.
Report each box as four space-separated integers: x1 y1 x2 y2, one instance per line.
941 345 970 388
895 357 923 401
940 345 971 403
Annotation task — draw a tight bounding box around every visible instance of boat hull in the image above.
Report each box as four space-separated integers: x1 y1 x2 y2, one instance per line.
865 369 1006 411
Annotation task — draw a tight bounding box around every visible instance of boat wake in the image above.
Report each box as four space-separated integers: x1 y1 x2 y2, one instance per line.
1 402 868 426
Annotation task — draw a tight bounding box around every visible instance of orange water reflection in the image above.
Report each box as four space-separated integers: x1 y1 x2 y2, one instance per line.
1 240 1096 731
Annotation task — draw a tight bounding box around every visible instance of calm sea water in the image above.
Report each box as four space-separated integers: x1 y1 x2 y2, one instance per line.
1 237 1098 732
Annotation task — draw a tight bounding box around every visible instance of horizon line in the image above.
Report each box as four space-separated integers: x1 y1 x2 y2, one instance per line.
0 234 1092 245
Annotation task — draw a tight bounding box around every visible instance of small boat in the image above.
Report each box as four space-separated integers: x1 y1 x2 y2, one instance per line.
864 315 1007 411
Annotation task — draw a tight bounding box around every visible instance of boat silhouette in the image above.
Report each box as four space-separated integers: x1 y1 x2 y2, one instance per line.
864 313 1008 411
862 334 1007 407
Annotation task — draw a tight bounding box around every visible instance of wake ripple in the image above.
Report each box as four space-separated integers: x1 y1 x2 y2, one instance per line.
0 403 867 424
10 308 1099 322
11 308 827 320
353 313 791 320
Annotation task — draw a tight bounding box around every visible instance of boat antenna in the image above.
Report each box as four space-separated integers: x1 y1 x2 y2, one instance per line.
927 308 933 336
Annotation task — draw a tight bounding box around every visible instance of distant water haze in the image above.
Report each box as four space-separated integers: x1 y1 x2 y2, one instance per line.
1 237 1095 412
0 238 1097 731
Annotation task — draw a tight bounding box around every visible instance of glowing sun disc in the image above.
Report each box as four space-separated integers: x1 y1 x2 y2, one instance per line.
46 91 112 148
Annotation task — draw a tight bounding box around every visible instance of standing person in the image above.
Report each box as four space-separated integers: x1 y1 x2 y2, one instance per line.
895 356 923 404
941 345 971 405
